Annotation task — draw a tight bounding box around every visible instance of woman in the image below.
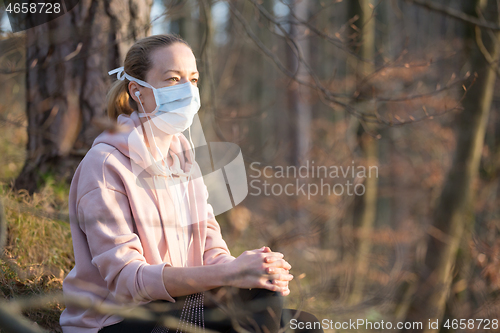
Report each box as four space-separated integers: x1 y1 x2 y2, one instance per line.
60 34 322 333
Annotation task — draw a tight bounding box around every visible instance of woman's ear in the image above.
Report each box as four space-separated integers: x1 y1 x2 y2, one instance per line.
128 82 141 103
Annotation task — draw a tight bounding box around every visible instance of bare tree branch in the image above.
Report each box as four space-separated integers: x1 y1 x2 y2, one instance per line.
229 0 475 128
405 0 500 30
228 2 294 78
0 291 214 333
371 72 471 102
0 68 24 74
474 9 500 77
0 303 47 333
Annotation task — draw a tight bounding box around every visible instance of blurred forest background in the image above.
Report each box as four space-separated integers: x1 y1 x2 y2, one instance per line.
1 0 500 332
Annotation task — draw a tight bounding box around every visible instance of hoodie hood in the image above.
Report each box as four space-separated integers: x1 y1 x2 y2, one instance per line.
92 112 194 178
92 111 206 251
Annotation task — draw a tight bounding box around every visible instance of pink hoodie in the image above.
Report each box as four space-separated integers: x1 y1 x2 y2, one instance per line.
60 112 235 333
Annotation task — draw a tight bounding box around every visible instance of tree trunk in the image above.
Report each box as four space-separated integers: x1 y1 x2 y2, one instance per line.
197 0 217 143
286 0 311 168
252 0 273 161
403 0 500 331
14 0 152 193
168 0 198 49
347 0 379 306
285 0 312 232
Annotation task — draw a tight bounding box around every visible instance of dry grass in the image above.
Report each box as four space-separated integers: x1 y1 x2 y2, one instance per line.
1 182 73 333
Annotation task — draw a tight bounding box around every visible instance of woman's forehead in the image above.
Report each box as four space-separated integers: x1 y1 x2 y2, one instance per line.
150 43 197 72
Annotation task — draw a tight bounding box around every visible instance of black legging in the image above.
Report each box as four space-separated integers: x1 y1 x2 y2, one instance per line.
98 287 323 333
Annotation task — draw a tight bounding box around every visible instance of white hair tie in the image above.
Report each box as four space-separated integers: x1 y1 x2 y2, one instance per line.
108 66 126 80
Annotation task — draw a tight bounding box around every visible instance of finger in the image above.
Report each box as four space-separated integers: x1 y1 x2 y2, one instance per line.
263 253 285 263
268 273 294 282
265 248 285 259
273 285 289 294
281 288 290 296
252 247 266 253
265 267 289 274
265 259 292 270
256 246 272 253
261 278 282 292
271 280 288 288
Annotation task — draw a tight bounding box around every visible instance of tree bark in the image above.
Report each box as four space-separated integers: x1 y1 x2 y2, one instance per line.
285 0 312 232
403 0 500 331
286 0 311 168
14 0 152 193
168 0 198 49
347 0 379 306
197 0 218 143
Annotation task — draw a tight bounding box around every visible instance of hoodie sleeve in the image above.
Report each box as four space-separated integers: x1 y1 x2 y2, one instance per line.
202 187 236 266
77 187 176 304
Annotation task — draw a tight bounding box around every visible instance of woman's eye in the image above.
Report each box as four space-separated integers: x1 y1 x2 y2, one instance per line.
191 78 198 83
168 77 180 82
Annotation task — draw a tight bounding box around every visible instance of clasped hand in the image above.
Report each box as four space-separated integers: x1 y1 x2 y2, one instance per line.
226 246 293 296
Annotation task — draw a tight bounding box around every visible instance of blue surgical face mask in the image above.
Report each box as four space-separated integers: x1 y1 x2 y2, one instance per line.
108 66 201 135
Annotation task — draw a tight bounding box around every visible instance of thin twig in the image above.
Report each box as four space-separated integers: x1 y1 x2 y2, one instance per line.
370 72 470 102
0 303 47 333
230 0 471 126
405 0 500 30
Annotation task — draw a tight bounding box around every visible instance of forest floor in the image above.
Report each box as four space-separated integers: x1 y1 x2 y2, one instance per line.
1 181 73 333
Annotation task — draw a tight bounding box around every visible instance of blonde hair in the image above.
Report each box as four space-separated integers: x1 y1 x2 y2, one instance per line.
106 34 191 120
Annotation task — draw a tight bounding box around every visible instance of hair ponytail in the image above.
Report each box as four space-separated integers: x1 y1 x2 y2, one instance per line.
106 79 136 120
106 34 191 120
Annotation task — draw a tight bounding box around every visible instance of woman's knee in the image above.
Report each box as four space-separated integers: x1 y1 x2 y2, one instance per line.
214 288 283 333
238 288 284 315
213 287 283 309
